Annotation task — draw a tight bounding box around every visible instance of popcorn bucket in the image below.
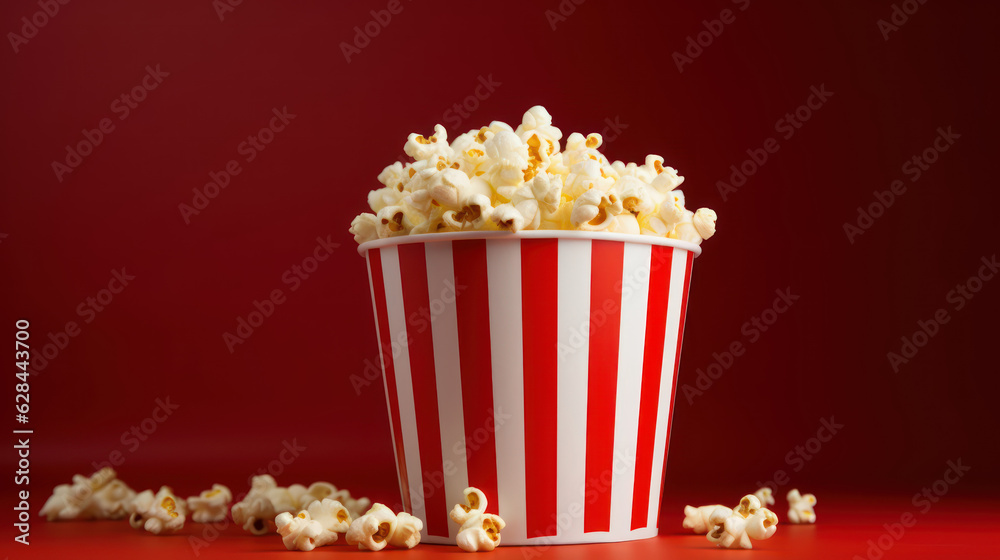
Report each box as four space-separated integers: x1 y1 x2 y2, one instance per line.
359 231 700 545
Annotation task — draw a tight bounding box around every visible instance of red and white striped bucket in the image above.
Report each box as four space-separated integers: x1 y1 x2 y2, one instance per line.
360 231 699 545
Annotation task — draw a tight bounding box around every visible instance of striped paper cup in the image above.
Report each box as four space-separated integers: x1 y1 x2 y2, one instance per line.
360 230 700 545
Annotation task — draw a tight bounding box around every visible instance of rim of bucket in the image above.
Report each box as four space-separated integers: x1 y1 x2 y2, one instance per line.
357 230 703 257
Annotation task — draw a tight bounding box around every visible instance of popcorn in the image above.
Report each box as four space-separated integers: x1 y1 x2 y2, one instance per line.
570 188 624 231
388 511 424 549
232 475 284 535
350 213 379 245
276 510 325 551
275 499 352 551
40 467 135 521
350 106 718 245
450 487 505 552
346 503 398 551
786 489 816 524
456 514 506 553
128 486 186 535
706 495 778 550
754 487 775 507
682 504 731 534
231 475 367 536
187 484 232 523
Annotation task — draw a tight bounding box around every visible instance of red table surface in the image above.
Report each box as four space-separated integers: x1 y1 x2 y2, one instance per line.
10 494 998 559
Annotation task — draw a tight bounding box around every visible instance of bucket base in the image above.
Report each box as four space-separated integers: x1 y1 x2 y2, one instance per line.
420 527 659 546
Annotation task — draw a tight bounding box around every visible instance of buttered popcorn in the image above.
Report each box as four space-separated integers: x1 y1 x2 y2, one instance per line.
351 106 717 244
786 489 817 524
706 495 778 550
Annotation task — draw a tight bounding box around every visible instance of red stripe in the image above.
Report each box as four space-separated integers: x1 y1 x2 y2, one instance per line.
630 245 674 530
655 250 694 525
452 239 500 514
367 248 411 513
583 240 624 533
520 239 559 537
397 243 448 537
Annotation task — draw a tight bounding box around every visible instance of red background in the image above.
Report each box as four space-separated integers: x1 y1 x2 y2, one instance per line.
2 0 997 556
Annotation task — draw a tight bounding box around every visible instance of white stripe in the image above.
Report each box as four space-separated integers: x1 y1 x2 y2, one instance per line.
425 242 468 540
366 253 407 513
486 239 527 544
556 239 591 539
647 249 689 527
610 243 650 534
380 246 427 525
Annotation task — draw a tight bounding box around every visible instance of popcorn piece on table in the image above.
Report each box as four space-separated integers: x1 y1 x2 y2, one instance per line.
128 486 186 535
187 484 232 523
330 488 372 519
450 487 505 552
275 498 352 551
754 487 775 507
388 511 424 549
231 475 285 535
346 503 399 551
40 467 135 521
276 510 325 551
786 489 817 524
706 495 778 550
682 504 731 534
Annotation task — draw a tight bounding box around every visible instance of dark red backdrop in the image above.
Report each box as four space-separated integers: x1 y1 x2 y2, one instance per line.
2 0 997 547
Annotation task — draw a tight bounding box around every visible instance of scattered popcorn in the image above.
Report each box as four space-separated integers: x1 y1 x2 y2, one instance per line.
682 504 731 534
706 495 778 550
127 486 187 535
786 489 817 524
231 475 371 535
754 487 775 507
40 467 136 521
275 499 352 551
187 484 232 523
351 107 717 245
346 503 399 551
450 487 505 552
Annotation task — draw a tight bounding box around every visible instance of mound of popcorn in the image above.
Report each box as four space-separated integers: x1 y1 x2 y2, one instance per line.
350 106 717 245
